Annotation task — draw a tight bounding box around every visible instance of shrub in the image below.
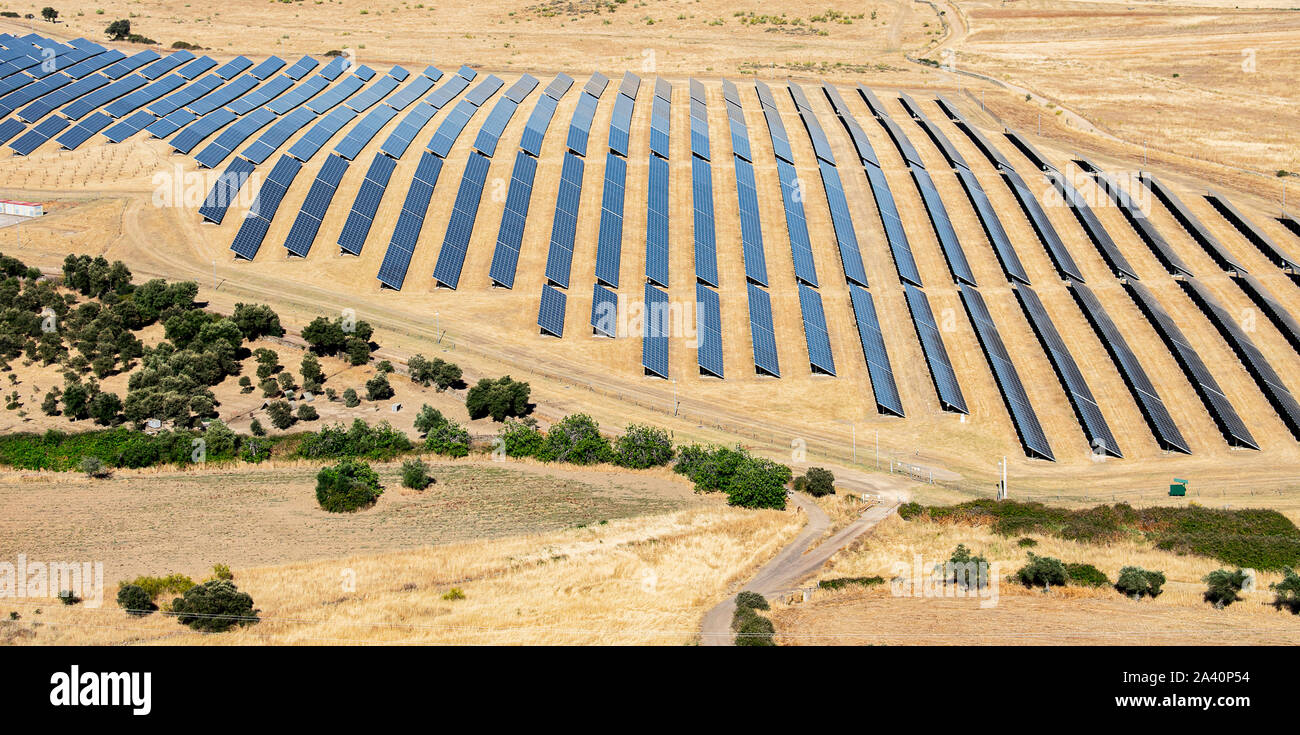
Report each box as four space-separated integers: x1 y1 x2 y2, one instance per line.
239 437 271 463
211 563 233 581
613 424 674 469
79 455 109 478
1271 568 1300 614
296 403 319 421
498 417 544 458
343 388 360 407
1017 537 1038 548
735 590 769 611
1203 568 1249 608
250 418 266 437
297 419 412 459
442 588 465 601
799 467 835 497
1065 563 1109 588
126 573 195 600
1014 553 1068 588
315 458 383 512
537 413 612 465
733 608 776 646
1115 566 1166 599
673 444 790 510
409 354 462 390
266 400 294 429
365 373 393 401
946 544 991 590
300 353 325 388
465 375 530 421
425 420 470 458
170 580 259 632
897 501 923 520
817 576 884 590
116 584 157 616
401 459 433 490
58 590 81 605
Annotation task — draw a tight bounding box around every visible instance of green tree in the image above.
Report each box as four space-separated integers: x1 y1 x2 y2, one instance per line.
230 303 283 341
1014 553 1068 588
87 391 122 426
465 375 530 421
297 403 319 421
266 400 294 430
365 372 393 401
41 7 58 22
1115 566 1166 599
538 413 612 465
498 417 544 457
315 458 383 512
170 580 259 632
613 424 674 468
105 19 132 41
300 353 325 390
116 584 156 616
401 459 433 490
797 467 835 497
343 387 360 407
1271 568 1300 614
1203 568 1249 608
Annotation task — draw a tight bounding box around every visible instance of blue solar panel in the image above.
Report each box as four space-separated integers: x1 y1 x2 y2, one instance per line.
595 152 627 288
756 85 794 164
646 154 671 288
102 50 159 79
17 73 107 122
608 91 636 157
56 49 122 81
649 88 671 158
379 102 436 159
428 100 479 158
544 151 585 288
1048 171 1141 281
318 56 350 82
775 158 818 287
747 283 780 377
0 118 24 145
102 72 184 118
696 283 724 377
816 160 868 288
242 106 315 164
863 164 923 288
377 151 443 290
306 73 366 114
187 73 259 115
426 73 471 109
1090 170 1193 277
473 98 518 157
909 165 976 286
170 108 236 154
489 151 539 288
642 283 671 378
797 283 836 375
62 73 145 119
1015 284 1121 458
337 152 397 255
519 93 559 157
213 56 252 80
226 73 295 115
788 82 834 165
1140 173 1244 273
847 284 904 416
9 114 68 155
903 283 967 413
176 55 216 80
538 283 567 337
952 167 1032 285
733 158 768 286
56 111 112 150
0 73 69 117
282 55 319 81
194 107 276 167
959 284 1054 460
565 90 600 156
230 154 303 260
287 106 356 161
267 74 329 114
148 73 220 116
1205 190 1300 272
248 55 286 80
384 65 440 110
139 50 193 80
1000 168 1084 283
590 282 618 337
463 74 504 107
199 157 257 224
689 98 710 161
283 153 350 257
145 109 195 138
432 151 492 289
545 72 575 100
345 72 400 113
334 103 397 160
692 156 719 288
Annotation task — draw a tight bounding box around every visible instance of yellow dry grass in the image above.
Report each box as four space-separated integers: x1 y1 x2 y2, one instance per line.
3 505 802 645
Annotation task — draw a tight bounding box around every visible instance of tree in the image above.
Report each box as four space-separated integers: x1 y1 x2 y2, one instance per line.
41 388 60 416
1014 553 1068 588
1271 568 1300 614
365 372 393 401
170 580 258 632
613 424 674 469
537 414 612 465
345 337 371 366
343 387 360 407
315 458 383 512
413 404 446 436
401 459 433 490
116 584 156 616
230 303 283 341
1115 566 1166 599
297 403 319 421
250 418 266 437
300 353 325 389
375 360 394 374
796 467 835 497
41 7 58 22
498 417 544 458
60 379 92 420
266 400 294 430
88 390 122 426
465 376 530 422
725 456 790 510
106 19 132 41
1203 568 1249 608
302 316 348 355
80 456 109 479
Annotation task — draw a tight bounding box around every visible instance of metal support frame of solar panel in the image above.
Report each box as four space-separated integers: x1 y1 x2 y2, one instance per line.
1086 168 1195 277
1137 173 1244 273
1179 277 1300 440
432 151 493 289
695 283 724 377
958 284 1054 459
903 283 968 413
1205 190 1300 273
642 283 671 378
376 151 442 289
786 82 868 288
1066 281 1189 452
336 71 473 256
282 153 351 257
847 284 904 416
1125 280 1258 449
229 154 303 260
1232 273 1300 357
797 282 836 376
488 75 572 286
723 79 769 286
1013 284 1121 457
1048 171 1141 281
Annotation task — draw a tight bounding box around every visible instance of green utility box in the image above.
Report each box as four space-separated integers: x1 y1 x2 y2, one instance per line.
1169 478 1188 497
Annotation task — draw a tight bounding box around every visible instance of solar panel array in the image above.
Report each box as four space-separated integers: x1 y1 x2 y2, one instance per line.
722 80 769 288
642 283 671 377
1048 171 1141 280
1204 190 1300 272
904 283 968 413
490 74 572 288
593 72 639 291
851 86 923 288
644 79 672 292
746 282 780 378
756 82 817 288
537 283 567 337
199 157 257 224
1233 273 1300 357
1088 168 1194 277
696 283 724 378
1139 173 1245 273
230 154 303 260
282 153 350 257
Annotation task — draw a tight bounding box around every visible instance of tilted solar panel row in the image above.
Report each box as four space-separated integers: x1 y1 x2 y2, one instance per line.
345 70 403 114
170 107 237 154
897 93 969 171
102 109 155 143
212 56 252 80
0 117 24 145
1125 280 1258 449
432 151 493 289
333 103 398 160
17 72 108 122
595 153 628 288
149 73 221 116
384 65 442 111
999 167 1086 282
305 69 370 115
194 107 276 167
1232 273 1300 357
288 105 357 161
283 153 351 257
797 283 836 375
1180 277 1300 440
377 151 443 289
63 73 145 120
544 151 586 289
537 283 567 337
773 157 819 287
909 165 977 286
176 55 217 81
103 72 185 118
428 75 502 158
56 111 113 150
473 74 537 157
747 283 781 377
934 96 1015 171
248 55 286 81
1067 281 1189 453
822 84 880 168
265 74 330 115
724 80 769 286
337 153 397 255
1088 169 1195 277
1204 190 1300 272
642 283 671 378
692 155 720 288
696 283 724 378
9 114 68 155
1139 173 1245 273
564 74 606 156
1014 284 1121 457
226 73 296 116
282 55 320 81
846 285 905 416
590 282 618 337
863 164 924 287
645 152 672 288
187 72 261 116
649 81 671 158
949 158 1033 286
1047 171 1141 280
1003 130 1055 172
788 82 834 165
199 157 257 224
102 49 161 80
723 80 753 163
230 154 304 260
903 283 968 413
241 106 315 163
688 88 709 160
756 80 794 165
959 284 1055 460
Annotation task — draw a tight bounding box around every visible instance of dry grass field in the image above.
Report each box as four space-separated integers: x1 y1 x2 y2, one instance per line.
771 513 1300 645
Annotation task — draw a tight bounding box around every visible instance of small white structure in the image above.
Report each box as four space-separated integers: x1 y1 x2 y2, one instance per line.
390 402 402 413
0 200 43 218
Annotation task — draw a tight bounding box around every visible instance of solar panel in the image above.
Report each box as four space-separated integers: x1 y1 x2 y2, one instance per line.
774 158 818 287
283 153 350 257
170 108 237 154
642 283 671 378
797 283 836 375
333 103 398 160
380 102 437 159
62 73 145 120
898 97 967 170
384 66 439 111
1181 277 1300 440
1000 167 1086 283
903 283 968 413
788 82 835 165
847 284 904 416
432 151 492 289
565 91 599 156
145 108 196 138
0 118 24 145
1205 190 1299 271
1067 282 1189 453
337 152 397 255
138 50 193 80
187 73 259 116
958 285 1054 459
148 73 220 116
864 161 923 288
377 151 443 290
1015 284 1121 457
646 154 671 288
9 114 68 155
429 79 497 158
1233 273 1300 357
266 74 329 114
1126 280 1257 449
288 106 356 161
241 106 315 163
199 157 256 224
345 72 401 113
426 73 471 109
538 283 567 337
608 92 635 157
909 165 976 286
489 151 538 288
56 111 112 150
194 107 275 167
176 55 217 80
473 96 520 157
747 283 781 377
595 152 628 288
101 50 160 80
649 87 671 158
583 72 610 98
213 56 252 80
696 284 724 377
823 84 880 168
462 74 503 107
248 55 286 81
545 72 575 100
692 156 719 288
1090 170 1194 277
229 154 303 260
226 73 295 115
1139 173 1243 273
734 157 769 286
544 151 585 288
816 160 868 288
1048 171 1141 280
305 73 366 114
282 55 319 81
102 72 184 118
16 72 106 122
952 167 1032 285
590 282 618 337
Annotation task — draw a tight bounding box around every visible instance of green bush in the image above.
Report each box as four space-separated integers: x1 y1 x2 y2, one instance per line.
58 590 81 605
408 354 461 390
1014 553 1068 588
365 373 393 401
343 388 360 407
946 544 991 590
817 576 884 590
1271 568 1300 614
465 375 530 421
296 403 319 421
1115 566 1166 599
613 424 675 469
296 419 412 460
735 590 769 611
537 414 612 465
170 580 259 632
1203 568 1249 608
125 573 195 600
1017 537 1038 548
315 458 383 512
798 467 835 497
401 459 433 490
210 563 233 581
733 608 776 646
498 417 544 458
673 444 790 510
1065 563 1109 588
897 501 923 520
116 584 157 617
266 400 294 429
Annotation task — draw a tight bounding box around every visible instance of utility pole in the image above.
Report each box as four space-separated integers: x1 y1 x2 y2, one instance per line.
997 457 1008 500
